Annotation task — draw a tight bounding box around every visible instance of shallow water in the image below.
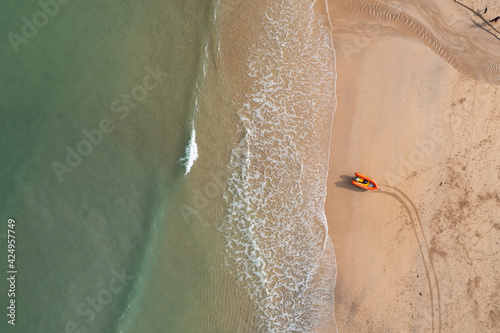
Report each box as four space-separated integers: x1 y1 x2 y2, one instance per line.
0 0 217 332
221 1 338 331
0 0 338 332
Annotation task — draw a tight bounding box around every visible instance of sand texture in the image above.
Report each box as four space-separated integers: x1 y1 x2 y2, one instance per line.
325 0 500 331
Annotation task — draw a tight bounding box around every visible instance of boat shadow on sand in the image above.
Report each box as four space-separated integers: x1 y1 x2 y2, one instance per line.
334 175 367 192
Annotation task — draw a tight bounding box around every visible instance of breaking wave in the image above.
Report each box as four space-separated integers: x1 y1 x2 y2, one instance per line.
222 1 338 332
179 124 198 175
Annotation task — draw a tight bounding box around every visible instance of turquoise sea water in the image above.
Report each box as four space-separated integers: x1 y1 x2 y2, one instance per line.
0 0 337 332
0 0 220 332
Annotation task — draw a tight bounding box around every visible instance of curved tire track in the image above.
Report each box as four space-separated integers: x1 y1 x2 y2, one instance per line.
383 184 442 333
375 185 441 333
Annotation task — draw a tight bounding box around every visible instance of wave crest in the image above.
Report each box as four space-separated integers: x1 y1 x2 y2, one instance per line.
222 1 338 331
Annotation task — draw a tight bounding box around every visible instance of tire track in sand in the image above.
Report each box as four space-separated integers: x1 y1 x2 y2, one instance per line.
375 185 441 333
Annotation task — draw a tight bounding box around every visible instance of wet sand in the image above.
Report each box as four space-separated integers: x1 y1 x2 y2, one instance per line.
325 0 500 331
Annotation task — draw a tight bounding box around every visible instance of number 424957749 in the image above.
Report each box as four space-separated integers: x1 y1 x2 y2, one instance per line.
7 219 16 270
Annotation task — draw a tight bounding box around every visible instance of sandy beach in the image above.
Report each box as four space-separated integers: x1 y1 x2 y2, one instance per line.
325 0 500 331
3 0 500 331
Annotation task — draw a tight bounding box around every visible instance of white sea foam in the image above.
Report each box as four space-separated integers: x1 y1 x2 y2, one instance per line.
222 1 338 332
179 124 198 175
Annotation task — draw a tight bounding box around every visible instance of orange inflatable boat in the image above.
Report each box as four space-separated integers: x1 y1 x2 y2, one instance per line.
351 172 380 191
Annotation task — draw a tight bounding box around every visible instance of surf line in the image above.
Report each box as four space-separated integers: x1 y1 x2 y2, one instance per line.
375 185 442 333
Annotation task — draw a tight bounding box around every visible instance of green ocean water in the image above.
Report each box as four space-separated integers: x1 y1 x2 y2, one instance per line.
0 1 247 332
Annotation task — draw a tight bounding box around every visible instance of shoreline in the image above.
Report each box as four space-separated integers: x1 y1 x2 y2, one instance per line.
217 1 340 331
326 0 500 331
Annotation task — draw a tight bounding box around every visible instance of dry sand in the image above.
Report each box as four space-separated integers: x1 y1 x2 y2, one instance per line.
325 0 500 331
